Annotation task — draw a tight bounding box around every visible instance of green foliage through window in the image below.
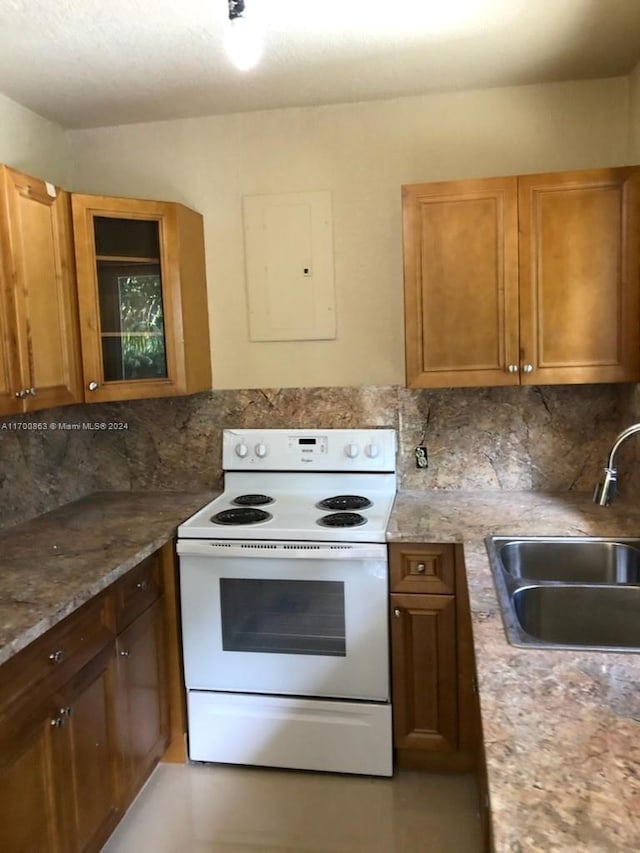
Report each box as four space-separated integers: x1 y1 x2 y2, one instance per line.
117 275 167 379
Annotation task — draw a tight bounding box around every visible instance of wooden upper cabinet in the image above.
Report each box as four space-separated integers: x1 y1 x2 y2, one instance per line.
403 166 640 388
0 165 83 414
518 167 640 385
403 177 519 388
71 194 211 403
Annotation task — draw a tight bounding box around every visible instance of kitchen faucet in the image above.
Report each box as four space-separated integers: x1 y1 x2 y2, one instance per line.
593 423 640 505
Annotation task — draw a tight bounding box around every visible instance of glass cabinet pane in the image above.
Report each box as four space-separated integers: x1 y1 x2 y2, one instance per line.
94 216 160 258
220 578 346 657
94 217 168 382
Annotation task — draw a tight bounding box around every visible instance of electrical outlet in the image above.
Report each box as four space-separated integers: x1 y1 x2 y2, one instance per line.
415 446 428 469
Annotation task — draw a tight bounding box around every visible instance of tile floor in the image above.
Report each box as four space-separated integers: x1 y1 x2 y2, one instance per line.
102 763 482 852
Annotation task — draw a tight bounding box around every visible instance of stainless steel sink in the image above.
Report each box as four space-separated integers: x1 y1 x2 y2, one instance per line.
513 585 640 649
498 537 640 583
485 536 640 652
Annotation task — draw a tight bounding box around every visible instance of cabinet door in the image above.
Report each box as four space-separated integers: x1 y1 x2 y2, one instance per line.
0 253 21 415
52 646 120 853
402 177 519 388
518 167 640 385
0 709 62 853
72 194 210 403
115 599 169 803
0 166 83 412
390 592 458 752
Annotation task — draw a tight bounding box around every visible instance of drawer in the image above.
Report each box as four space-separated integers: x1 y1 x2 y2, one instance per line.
114 552 162 632
389 543 455 594
0 592 114 717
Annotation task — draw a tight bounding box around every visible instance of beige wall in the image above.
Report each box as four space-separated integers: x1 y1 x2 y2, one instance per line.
0 93 70 185
629 62 640 160
67 76 630 389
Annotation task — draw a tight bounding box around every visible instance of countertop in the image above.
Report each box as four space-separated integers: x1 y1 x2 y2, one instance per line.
389 490 640 853
1 489 639 851
0 490 213 666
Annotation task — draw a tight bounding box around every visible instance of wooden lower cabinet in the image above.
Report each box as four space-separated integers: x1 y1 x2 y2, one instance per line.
53 646 120 852
0 545 175 853
115 598 169 803
0 645 119 853
391 592 458 752
0 707 62 852
389 542 479 771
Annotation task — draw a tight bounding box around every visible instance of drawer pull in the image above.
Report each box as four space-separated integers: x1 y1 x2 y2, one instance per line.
48 650 64 664
416 563 426 573
394 608 402 618
119 649 130 657
136 580 148 591
50 717 65 728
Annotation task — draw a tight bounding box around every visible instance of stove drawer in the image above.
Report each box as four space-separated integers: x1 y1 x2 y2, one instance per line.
389 543 455 594
186 690 392 776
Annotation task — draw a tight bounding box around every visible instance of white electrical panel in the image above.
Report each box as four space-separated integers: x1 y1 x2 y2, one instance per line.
242 190 336 341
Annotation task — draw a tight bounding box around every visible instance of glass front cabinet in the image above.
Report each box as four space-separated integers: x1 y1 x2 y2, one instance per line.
71 195 211 403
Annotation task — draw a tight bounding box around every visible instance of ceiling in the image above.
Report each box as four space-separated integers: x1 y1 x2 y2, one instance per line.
2 0 640 130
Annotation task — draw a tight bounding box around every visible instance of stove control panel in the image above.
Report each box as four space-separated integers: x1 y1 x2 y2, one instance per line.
223 429 396 472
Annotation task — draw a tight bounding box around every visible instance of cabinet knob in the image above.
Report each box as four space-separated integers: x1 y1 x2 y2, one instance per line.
136 580 148 591
87 381 100 391
506 364 519 374
25 387 36 396
416 562 426 573
393 608 402 618
48 650 64 663
58 706 73 717
522 364 534 374
50 717 65 728
119 649 130 657
15 389 27 398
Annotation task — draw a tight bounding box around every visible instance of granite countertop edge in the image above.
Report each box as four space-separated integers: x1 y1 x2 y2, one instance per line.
0 490 215 666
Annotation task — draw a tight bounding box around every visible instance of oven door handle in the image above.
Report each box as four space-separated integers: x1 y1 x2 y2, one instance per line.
176 540 387 560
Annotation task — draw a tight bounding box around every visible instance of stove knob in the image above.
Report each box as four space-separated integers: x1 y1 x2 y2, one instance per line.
255 443 268 458
235 442 249 458
345 443 360 459
365 443 380 458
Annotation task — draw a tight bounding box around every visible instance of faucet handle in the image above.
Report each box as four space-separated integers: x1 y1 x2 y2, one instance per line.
593 467 617 506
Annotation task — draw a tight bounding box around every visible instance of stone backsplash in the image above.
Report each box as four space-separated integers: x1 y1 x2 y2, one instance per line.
0 384 625 533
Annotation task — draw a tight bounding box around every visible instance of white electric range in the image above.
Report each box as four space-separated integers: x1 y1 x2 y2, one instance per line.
177 428 397 777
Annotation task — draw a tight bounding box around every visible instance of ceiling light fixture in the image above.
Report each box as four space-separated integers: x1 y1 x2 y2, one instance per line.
225 0 263 71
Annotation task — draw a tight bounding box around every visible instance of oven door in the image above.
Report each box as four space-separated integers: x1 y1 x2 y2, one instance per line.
177 540 389 701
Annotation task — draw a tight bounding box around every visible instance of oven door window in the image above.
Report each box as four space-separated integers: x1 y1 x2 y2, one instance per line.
220 578 346 657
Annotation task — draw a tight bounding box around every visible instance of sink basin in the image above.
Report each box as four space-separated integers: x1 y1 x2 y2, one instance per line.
485 535 640 651
513 585 640 650
498 537 640 583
